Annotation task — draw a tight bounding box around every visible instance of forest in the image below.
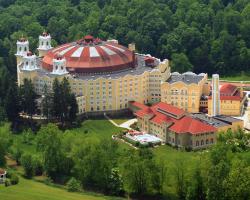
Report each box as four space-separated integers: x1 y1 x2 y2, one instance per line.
0 0 250 77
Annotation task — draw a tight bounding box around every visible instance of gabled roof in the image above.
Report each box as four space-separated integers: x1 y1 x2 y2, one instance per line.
220 83 237 95
152 102 185 117
131 102 217 135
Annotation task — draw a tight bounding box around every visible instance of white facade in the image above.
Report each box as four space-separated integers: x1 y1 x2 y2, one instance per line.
51 57 68 75
15 39 29 58
22 53 39 71
37 33 52 57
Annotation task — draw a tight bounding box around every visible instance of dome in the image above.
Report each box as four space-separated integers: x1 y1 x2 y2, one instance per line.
42 36 135 73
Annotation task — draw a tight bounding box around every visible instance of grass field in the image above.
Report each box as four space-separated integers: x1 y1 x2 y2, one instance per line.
208 72 250 81
0 177 123 200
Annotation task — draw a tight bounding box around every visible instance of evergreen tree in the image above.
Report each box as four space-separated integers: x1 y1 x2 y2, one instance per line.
41 84 52 121
52 78 62 120
19 79 37 119
69 93 78 124
61 77 71 124
4 81 20 124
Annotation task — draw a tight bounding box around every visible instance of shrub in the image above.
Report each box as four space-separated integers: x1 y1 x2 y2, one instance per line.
21 153 34 178
44 177 53 185
5 179 11 187
10 174 19 185
32 156 43 176
10 143 23 165
66 177 81 192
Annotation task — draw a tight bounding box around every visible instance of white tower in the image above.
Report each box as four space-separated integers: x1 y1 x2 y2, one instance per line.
37 32 52 57
211 74 220 116
51 54 68 75
15 37 29 64
22 52 39 71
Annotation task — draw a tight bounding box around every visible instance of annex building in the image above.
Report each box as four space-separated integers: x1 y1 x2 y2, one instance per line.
129 101 217 150
16 33 170 114
129 101 243 149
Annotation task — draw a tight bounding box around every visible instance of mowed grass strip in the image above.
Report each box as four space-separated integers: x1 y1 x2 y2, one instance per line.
0 177 123 200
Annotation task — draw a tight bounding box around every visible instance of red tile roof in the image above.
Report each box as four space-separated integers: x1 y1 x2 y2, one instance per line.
42 36 134 73
220 83 237 95
152 102 185 117
130 101 149 110
131 102 217 135
169 116 217 134
208 83 241 101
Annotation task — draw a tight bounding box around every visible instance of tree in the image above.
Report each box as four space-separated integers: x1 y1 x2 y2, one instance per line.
171 53 193 73
10 142 23 165
68 93 78 124
0 124 10 167
174 159 187 200
36 123 64 178
60 77 71 124
41 84 52 121
223 160 250 200
21 153 34 178
121 148 155 195
67 177 81 192
0 140 6 167
52 78 62 120
107 168 124 195
19 78 37 119
151 160 167 195
207 144 232 200
186 165 206 200
4 81 20 125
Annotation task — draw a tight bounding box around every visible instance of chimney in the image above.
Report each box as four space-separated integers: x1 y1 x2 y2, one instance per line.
211 74 220 116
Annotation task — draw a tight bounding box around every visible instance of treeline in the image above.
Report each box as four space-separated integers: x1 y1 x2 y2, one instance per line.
0 0 250 77
0 75 78 129
1 124 250 199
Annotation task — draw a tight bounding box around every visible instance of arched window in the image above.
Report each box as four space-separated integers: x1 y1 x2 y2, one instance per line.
24 47 27 51
61 66 63 70
201 140 204 146
26 62 28 66
19 47 22 51
196 141 199 146
206 139 209 144
46 41 49 46
55 65 58 70
42 42 44 46
210 138 214 144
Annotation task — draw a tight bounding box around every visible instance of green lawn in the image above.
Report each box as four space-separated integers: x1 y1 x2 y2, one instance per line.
0 177 123 200
208 73 250 81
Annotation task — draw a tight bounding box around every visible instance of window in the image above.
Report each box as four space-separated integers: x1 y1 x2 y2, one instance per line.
210 138 214 144
196 141 199 146
201 140 204 146
206 139 209 144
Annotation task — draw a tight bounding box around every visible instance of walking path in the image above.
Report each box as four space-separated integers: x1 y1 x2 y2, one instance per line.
119 118 137 130
103 113 137 130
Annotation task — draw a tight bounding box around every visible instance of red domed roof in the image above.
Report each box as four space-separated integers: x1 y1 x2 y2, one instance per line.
42 36 135 73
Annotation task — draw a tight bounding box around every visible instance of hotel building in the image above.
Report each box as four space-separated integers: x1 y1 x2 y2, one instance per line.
16 33 170 114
